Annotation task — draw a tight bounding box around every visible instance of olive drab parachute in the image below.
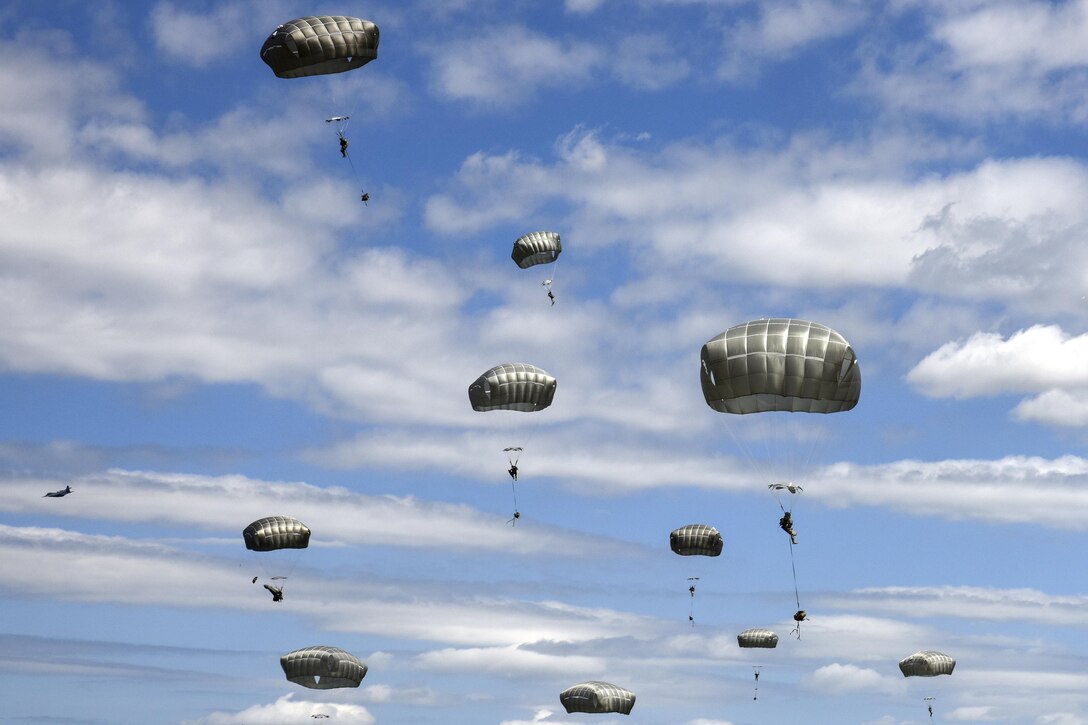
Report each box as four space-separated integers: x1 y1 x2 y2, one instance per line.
261 16 379 79
468 363 557 412
670 524 723 556
560 681 636 715
737 628 779 648
281 646 367 689
700 318 861 414
243 516 311 551
511 231 562 269
899 651 956 677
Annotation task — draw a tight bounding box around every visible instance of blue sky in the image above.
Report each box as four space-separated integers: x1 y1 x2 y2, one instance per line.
2 1 1088 723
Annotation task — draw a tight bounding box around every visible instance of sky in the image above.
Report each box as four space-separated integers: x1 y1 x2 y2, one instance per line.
1 0 1088 723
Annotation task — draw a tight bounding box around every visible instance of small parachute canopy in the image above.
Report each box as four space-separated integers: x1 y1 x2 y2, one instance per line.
899 651 956 677
469 363 557 412
261 16 379 79
769 482 802 494
244 516 311 551
560 681 636 715
670 524 723 557
281 646 367 689
512 231 562 269
737 628 779 648
701 318 861 414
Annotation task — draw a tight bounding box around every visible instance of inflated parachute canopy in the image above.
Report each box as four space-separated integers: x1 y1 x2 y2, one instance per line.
243 516 311 551
261 16 379 79
560 681 636 715
899 650 956 677
669 524 723 557
469 363 557 412
737 628 779 648
281 646 367 689
701 318 861 414
512 231 562 269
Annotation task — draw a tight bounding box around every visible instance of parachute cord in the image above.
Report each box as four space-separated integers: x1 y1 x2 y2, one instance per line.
788 536 801 610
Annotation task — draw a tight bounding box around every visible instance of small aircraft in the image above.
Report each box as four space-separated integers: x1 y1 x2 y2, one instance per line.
43 485 73 498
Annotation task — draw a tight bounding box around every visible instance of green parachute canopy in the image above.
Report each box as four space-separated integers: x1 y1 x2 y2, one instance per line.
281 646 367 689
700 318 861 414
560 681 636 715
512 231 562 269
261 16 379 79
243 516 311 552
469 363 557 412
670 524 723 557
899 651 956 677
737 628 779 648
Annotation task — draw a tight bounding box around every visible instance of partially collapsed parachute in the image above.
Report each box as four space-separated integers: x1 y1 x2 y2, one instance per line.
899 651 956 677
737 628 779 648
261 16 379 79
469 363 557 412
670 524 723 557
560 681 636 715
512 231 562 269
281 646 367 689
701 319 861 414
244 516 311 551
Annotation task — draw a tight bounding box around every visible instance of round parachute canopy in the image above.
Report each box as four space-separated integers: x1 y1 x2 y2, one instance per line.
261 16 379 79
669 524 723 557
512 231 562 269
899 651 955 677
243 516 311 552
737 628 779 648
469 363 557 412
281 646 367 689
701 318 861 414
560 681 636 715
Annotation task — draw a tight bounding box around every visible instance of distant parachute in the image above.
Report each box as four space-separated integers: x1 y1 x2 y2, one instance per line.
737 628 779 648
899 651 956 677
560 681 636 715
700 318 861 414
243 516 311 551
512 231 562 269
468 363 557 412
281 646 367 689
260 16 380 79
670 524 723 557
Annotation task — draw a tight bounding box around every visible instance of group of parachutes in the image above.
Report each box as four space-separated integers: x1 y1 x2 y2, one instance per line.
240 14 956 718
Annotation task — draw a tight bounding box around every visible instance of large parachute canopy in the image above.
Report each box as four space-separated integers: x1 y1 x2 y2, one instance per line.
261 16 379 79
737 628 779 648
899 651 956 677
700 318 861 414
560 681 636 715
244 516 311 551
670 524 723 557
512 231 562 269
281 646 367 689
469 363 557 412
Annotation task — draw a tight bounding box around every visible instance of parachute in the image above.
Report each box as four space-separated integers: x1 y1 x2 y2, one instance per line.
669 524 723 557
243 516 311 551
899 651 956 677
700 318 861 415
559 681 636 715
281 646 367 689
260 17 379 79
512 231 562 269
468 363 556 412
737 628 779 648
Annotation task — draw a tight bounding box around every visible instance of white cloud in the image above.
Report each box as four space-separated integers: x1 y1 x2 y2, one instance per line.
907 325 1088 426
150 1 278 68
183 693 374 725
423 25 602 107
805 662 902 695
948 705 1002 721
415 645 605 676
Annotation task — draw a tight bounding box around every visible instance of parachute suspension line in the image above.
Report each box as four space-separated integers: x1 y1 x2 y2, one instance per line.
788 535 801 610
